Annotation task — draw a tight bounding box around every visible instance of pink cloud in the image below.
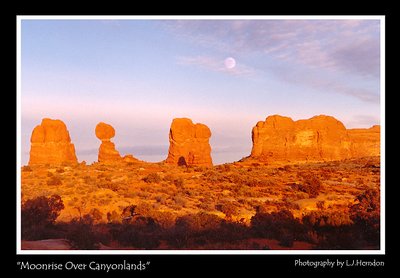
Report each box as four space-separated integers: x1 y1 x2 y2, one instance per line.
166 19 380 103
166 19 380 77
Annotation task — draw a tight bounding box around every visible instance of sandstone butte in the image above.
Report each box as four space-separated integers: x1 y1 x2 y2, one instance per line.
95 122 122 163
166 118 213 167
250 115 380 163
28 118 78 165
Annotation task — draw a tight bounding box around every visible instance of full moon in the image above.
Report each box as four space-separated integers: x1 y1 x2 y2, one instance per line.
224 57 236 69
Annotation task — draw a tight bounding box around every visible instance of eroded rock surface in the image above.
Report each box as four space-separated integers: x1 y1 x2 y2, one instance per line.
166 118 212 166
95 122 121 163
250 115 379 162
29 118 78 165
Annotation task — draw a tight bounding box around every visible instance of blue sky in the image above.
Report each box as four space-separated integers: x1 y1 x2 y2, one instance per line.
20 18 381 165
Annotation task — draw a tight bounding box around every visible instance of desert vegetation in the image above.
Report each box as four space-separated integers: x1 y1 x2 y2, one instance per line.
21 156 380 250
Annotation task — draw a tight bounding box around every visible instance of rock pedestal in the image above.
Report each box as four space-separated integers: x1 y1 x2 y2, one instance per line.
95 122 122 163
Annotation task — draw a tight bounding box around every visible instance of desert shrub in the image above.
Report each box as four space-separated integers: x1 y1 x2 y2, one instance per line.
302 210 364 249
198 198 215 211
302 211 352 229
174 177 185 187
282 199 300 210
137 191 151 198
121 191 137 198
56 168 65 174
107 210 120 224
319 169 331 180
251 210 306 247
314 225 363 249
89 208 103 223
227 173 244 184
316 201 325 210
155 194 168 204
349 188 380 244
175 212 222 232
173 195 188 208
163 174 175 182
203 170 225 183
350 188 380 225
246 177 262 187
194 166 206 172
122 203 175 228
258 179 277 187
143 173 161 183
83 176 94 185
22 165 32 172
255 204 271 214
291 174 322 198
216 202 238 219
121 205 137 220
153 211 176 229
107 183 120 192
21 195 64 240
208 221 248 243
112 217 161 248
65 181 75 188
293 191 309 200
135 202 153 216
216 164 231 172
47 176 62 186
98 197 112 206
232 185 257 198
66 214 98 249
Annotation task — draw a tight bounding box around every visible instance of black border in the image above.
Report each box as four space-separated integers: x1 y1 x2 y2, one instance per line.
11 8 394 275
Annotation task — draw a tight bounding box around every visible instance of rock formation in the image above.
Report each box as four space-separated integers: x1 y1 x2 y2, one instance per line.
123 154 139 163
250 115 380 162
29 118 78 165
348 125 380 157
95 122 122 163
166 118 213 167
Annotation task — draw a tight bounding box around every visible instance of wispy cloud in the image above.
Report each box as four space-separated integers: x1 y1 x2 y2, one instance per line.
177 55 256 77
165 19 380 103
166 20 380 77
274 63 379 103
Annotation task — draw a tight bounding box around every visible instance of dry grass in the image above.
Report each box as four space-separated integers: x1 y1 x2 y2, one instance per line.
21 156 380 226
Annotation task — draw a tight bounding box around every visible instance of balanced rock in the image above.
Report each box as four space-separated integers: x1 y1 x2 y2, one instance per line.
95 122 115 140
166 118 213 167
29 118 78 165
250 115 379 162
95 122 121 163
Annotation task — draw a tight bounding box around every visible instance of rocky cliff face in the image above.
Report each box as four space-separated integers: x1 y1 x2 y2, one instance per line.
348 125 380 157
166 118 213 167
29 118 78 165
95 122 122 163
250 115 379 162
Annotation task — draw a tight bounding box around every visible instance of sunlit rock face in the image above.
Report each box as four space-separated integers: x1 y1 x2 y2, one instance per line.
166 118 213 167
250 115 380 162
95 122 122 163
29 118 78 165
348 125 380 157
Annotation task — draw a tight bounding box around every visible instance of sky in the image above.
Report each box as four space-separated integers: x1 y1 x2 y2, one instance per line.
20 17 382 165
